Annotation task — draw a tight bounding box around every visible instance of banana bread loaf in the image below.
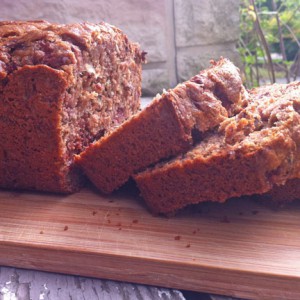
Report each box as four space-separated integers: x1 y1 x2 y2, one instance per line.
0 20 144 193
76 58 248 193
134 82 300 214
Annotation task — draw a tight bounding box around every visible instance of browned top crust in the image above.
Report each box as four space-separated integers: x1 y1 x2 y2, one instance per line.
0 20 145 81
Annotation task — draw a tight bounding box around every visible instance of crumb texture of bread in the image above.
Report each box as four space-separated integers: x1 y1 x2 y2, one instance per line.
77 58 247 194
134 81 300 214
0 20 143 193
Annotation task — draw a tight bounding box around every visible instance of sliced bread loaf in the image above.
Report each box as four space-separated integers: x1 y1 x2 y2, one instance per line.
134 82 300 214
76 58 248 193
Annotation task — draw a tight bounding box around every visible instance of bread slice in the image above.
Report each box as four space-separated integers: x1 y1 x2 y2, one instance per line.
0 20 144 193
134 82 300 214
257 178 300 204
76 58 248 193
251 83 300 205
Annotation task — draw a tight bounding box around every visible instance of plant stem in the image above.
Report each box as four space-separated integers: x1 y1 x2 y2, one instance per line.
271 0 290 83
249 0 276 83
255 51 260 86
282 23 300 48
250 63 254 87
293 50 300 81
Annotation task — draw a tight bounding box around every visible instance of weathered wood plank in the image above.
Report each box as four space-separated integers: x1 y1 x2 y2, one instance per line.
0 266 185 300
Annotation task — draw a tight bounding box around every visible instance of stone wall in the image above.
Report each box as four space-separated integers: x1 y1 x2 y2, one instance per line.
0 0 240 95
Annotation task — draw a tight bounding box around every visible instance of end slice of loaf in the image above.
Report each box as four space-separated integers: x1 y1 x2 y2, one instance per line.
134 82 300 214
0 20 144 193
76 58 247 193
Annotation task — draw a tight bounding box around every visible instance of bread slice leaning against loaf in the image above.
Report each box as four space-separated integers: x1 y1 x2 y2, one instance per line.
0 20 144 193
134 82 300 215
76 58 248 194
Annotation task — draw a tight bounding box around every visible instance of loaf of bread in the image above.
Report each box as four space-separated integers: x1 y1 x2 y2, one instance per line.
76 58 248 193
134 82 300 214
0 20 144 193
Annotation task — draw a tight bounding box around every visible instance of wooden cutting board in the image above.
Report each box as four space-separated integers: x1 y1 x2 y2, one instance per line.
0 186 300 300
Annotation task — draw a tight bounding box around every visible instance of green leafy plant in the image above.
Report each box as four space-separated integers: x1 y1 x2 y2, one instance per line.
238 0 300 88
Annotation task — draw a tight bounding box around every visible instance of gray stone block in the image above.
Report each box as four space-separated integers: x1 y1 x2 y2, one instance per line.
176 43 241 82
174 0 240 47
142 68 170 96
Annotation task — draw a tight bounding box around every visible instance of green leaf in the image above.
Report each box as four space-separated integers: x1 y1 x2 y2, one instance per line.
245 55 256 65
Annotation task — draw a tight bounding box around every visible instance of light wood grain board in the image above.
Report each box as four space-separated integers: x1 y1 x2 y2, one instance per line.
0 187 300 300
